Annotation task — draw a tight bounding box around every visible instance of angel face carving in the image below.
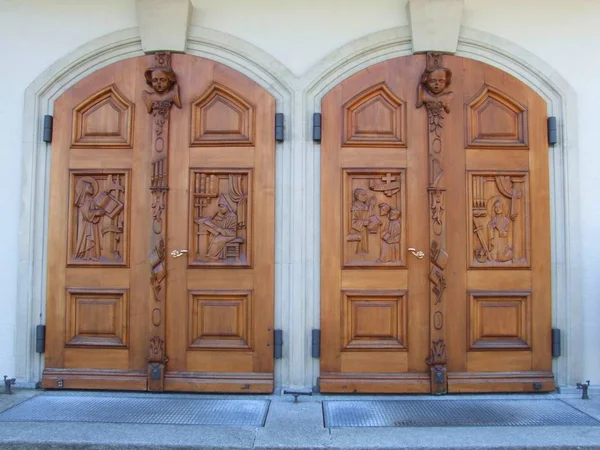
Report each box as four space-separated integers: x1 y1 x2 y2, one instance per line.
145 68 176 94
423 68 452 96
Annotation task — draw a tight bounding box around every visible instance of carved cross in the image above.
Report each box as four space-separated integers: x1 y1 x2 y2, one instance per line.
382 173 396 185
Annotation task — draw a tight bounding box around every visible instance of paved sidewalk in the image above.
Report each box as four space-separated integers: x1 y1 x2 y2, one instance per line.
1 390 600 449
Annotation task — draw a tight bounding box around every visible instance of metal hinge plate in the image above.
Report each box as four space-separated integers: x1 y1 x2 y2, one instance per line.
273 329 283 359
313 113 322 142
43 115 53 143
311 329 320 358
275 113 284 142
548 116 557 145
552 328 561 358
35 324 46 353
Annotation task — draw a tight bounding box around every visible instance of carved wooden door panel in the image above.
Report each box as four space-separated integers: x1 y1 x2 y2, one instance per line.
320 54 553 394
43 58 152 389
43 54 275 392
164 55 275 392
321 58 432 393
445 56 553 393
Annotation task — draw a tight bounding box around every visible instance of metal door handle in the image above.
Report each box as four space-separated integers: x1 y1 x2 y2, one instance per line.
408 247 425 259
170 249 188 258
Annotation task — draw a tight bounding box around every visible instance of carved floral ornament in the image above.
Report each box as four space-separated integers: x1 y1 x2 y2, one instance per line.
417 52 453 395
143 52 180 389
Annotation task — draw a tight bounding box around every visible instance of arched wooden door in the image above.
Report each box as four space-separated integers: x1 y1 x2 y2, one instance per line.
320 53 554 394
42 53 275 392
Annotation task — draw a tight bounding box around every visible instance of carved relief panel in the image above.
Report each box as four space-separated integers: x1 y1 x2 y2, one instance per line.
343 170 406 267
67 170 129 266
468 172 530 268
190 170 252 267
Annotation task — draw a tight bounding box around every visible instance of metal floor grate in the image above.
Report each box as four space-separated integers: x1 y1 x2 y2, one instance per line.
0 394 270 426
323 399 600 427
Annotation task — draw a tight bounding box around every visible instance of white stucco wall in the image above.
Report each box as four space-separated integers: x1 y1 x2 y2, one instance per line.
0 0 598 387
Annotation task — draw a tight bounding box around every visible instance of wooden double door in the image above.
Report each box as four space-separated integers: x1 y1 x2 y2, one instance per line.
42 53 275 392
320 54 554 394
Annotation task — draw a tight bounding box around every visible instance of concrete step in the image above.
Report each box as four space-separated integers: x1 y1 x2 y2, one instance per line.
0 390 599 450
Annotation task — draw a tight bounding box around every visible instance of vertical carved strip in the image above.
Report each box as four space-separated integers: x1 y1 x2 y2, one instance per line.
143 52 181 391
417 53 453 395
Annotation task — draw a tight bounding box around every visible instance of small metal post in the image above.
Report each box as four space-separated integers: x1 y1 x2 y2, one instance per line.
3 375 16 395
576 380 590 400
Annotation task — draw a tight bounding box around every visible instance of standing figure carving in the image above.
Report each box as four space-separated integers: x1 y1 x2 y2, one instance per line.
74 177 105 261
71 174 125 263
378 208 401 263
348 188 380 254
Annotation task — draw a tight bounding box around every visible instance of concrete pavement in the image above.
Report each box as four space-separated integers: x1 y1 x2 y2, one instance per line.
1 390 599 449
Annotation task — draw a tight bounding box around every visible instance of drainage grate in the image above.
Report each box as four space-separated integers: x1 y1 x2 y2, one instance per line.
323 399 600 427
0 394 270 426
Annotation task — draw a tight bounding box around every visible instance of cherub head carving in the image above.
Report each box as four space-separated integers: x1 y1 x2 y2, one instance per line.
144 68 177 94
421 67 452 96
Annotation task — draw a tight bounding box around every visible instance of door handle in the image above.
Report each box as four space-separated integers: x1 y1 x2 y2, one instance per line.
408 247 425 259
170 249 188 258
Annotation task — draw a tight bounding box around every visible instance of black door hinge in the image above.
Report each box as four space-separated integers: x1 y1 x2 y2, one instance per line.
43 115 53 143
552 328 561 358
311 329 320 358
35 324 46 353
273 329 283 359
547 116 557 145
313 113 322 142
275 113 284 142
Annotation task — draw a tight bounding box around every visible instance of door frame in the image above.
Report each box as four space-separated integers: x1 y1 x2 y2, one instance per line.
18 25 579 390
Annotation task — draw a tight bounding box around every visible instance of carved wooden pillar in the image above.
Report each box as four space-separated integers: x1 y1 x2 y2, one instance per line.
143 52 182 391
417 52 453 395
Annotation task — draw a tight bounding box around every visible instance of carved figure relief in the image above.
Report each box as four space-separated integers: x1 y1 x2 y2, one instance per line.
68 172 127 265
142 53 181 115
417 52 454 395
191 171 250 266
469 173 529 267
143 52 180 391
344 170 405 267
